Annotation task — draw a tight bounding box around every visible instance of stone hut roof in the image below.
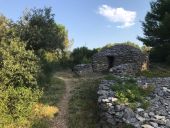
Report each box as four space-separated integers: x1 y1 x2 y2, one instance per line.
93 44 143 58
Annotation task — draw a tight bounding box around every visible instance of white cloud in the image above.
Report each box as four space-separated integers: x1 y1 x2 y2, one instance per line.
98 5 136 28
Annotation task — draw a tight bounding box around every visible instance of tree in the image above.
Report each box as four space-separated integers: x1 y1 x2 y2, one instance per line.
16 7 69 51
138 0 170 62
71 47 98 65
0 15 15 41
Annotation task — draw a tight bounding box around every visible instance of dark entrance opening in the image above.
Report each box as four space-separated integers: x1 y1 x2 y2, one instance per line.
107 56 114 69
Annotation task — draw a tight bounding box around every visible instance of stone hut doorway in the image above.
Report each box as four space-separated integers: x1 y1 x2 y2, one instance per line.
107 56 115 69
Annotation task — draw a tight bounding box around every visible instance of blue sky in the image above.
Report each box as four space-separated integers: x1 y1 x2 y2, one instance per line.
0 0 152 49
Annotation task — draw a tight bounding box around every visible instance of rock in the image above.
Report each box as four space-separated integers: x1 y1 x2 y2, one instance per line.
106 103 113 107
150 122 158 127
166 119 170 127
154 115 166 120
97 90 108 95
115 105 124 111
123 108 135 120
136 114 145 122
163 87 170 92
108 97 118 102
115 111 124 118
149 112 155 117
142 124 154 128
102 98 110 103
107 118 116 125
98 77 170 128
144 113 149 118
108 107 115 114
137 108 144 112
155 119 166 125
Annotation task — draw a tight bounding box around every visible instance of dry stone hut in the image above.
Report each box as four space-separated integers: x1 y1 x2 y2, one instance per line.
92 44 148 75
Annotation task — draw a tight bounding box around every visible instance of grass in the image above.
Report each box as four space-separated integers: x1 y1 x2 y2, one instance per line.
138 63 170 77
111 78 154 110
33 72 65 128
68 77 101 128
40 75 65 106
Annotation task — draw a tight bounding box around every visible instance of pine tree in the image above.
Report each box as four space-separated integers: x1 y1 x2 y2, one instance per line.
138 0 170 62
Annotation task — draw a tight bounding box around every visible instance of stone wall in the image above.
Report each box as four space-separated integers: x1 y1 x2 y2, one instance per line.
73 64 93 76
92 45 149 73
109 63 139 76
98 77 170 128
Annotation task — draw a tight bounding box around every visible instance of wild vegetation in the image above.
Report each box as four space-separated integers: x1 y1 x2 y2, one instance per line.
0 7 69 127
68 75 103 128
138 0 170 63
111 77 154 110
0 0 170 127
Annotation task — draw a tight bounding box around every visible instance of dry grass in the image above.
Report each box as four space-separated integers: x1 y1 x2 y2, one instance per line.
34 103 59 118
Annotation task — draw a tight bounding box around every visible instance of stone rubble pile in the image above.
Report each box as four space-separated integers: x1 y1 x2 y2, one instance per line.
73 64 93 76
98 77 170 128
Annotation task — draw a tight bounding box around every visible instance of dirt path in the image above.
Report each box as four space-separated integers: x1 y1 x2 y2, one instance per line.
51 71 104 128
51 71 75 128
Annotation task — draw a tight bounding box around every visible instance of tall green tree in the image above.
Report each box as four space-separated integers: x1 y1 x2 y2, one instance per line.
0 15 15 41
16 7 69 51
138 0 170 62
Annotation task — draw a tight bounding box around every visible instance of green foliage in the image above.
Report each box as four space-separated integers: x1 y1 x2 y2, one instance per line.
68 78 100 128
0 15 16 42
0 39 40 87
32 118 50 128
71 46 98 65
16 7 69 51
0 85 42 128
100 41 141 51
0 38 42 127
137 63 170 77
139 69 170 78
40 76 65 106
111 78 154 109
37 50 60 74
138 0 170 63
0 15 10 41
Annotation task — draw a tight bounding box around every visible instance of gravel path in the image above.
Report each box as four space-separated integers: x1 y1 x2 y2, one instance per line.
51 72 75 128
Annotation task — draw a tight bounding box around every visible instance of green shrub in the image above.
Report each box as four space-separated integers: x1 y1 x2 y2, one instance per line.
0 39 40 87
0 85 42 128
111 79 154 109
139 69 170 77
0 39 43 127
70 46 98 65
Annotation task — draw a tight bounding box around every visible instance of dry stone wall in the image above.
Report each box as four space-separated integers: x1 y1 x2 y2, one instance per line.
73 64 93 76
109 63 139 76
98 77 170 128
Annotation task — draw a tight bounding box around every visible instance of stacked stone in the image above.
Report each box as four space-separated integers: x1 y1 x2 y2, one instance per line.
73 64 93 76
92 56 108 72
98 77 170 128
109 63 138 76
92 44 148 72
